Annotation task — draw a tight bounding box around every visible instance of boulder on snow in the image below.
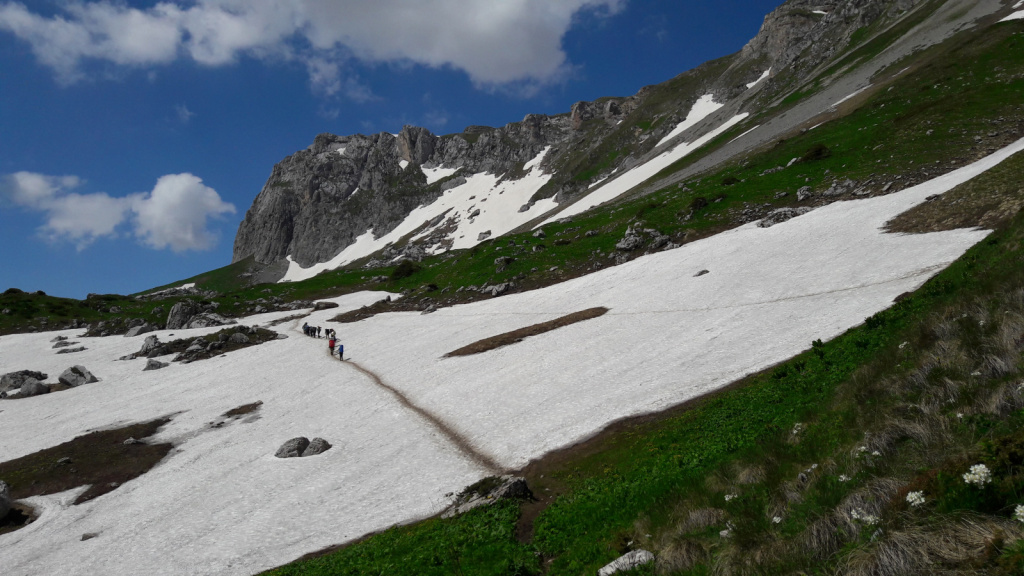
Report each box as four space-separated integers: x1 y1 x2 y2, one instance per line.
143 359 169 371
139 335 162 356
58 366 98 388
313 301 339 311
185 312 236 330
165 301 199 330
1 370 48 393
301 438 332 457
0 480 10 519
227 332 250 345
275 437 310 458
598 550 655 576
52 340 79 349
19 378 50 397
55 347 87 354
124 324 157 338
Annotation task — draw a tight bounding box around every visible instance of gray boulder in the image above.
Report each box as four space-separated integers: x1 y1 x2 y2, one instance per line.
58 366 98 387
185 312 236 330
165 301 199 330
598 550 655 576
0 480 10 519
52 340 79 349
50 335 67 343
796 186 813 201
275 437 310 458
615 227 645 252
228 332 250 345
143 359 169 371
124 324 157 338
1 370 48 393
301 437 332 456
56 347 87 354
20 378 50 397
139 335 161 356
442 475 533 518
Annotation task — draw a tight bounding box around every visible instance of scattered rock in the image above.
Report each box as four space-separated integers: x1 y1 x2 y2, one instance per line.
139 335 162 357
124 324 157 338
58 366 98 387
123 437 141 445
55 347 87 355
598 550 656 576
50 335 68 343
275 437 310 458
442 475 533 518
228 333 250 345
0 481 11 519
477 230 492 241
313 301 339 311
143 359 169 371
185 312 236 330
19 378 50 397
494 256 515 272
615 227 645 251
1 370 48 393
532 229 546 239
81 533 99 541
695 270 710 277
52 340 79 349
758 207 813 228
796 185 813 201
301 438 332 456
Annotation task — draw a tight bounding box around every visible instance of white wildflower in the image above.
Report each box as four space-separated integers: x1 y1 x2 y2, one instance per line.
791 423 804 435
906 491 925 507
724 493 738 502
971 371 982 377
871 451 881 457
772 516 782 524
957 412 964 420
1014 504 1024 523
963 464 992 487
839 474 850 482
850 508 879 526
719 529 731 538
899 341 908 350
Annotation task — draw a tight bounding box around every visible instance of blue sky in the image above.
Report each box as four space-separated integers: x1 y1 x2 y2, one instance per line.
0 0 782 298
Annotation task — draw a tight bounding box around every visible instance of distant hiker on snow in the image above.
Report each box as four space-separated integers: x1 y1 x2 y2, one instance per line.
337 343 344 361
328 336 335 356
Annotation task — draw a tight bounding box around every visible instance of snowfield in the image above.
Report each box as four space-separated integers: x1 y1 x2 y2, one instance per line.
1 138 1023 575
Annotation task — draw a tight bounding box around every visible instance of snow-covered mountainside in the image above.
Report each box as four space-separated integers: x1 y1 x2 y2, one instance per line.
3 138 1022 574
232 0 978 282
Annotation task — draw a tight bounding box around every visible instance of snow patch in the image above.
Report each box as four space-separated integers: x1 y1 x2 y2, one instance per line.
546 113 750 223
999 9 1024 22
421 165 459 185
832 85 872 108
730 125 761 143
399 160 409 169
656 94 724 148
746 68 771 89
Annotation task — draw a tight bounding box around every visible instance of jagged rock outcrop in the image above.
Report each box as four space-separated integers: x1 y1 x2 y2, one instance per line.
231 0 924 279
1 370 47 393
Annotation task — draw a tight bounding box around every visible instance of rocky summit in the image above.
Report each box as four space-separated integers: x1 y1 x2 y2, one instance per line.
233 0 926 281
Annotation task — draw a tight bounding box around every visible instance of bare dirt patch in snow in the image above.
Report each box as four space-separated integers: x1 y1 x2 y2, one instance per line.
0 418 172 513
445 307 609 357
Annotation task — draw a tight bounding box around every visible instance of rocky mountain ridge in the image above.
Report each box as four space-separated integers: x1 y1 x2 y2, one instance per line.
232 0 927 277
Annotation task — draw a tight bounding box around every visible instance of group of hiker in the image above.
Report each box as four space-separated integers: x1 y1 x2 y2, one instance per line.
303 322 344 361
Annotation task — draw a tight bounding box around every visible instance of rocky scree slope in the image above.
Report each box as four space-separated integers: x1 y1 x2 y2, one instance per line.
232 0 924 279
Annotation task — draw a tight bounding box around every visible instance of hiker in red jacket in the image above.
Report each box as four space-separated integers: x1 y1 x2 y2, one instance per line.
328 336 336 356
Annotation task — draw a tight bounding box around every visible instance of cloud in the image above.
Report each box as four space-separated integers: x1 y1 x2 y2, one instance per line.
0 171 235 252
175 103 195 123
0 0 626 93
132 173 236 252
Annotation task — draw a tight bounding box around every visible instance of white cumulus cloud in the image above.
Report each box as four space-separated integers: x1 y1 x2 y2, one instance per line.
0 171 235 252
0 0 625 91
131 173 236 252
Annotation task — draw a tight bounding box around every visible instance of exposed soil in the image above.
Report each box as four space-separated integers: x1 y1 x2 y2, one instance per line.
157 326 280 363
444 307 609 357
0 418 173 512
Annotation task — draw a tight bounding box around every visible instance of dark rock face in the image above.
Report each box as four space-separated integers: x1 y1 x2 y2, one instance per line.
233 120 572 270
58 366 98 387
275 437 310 458
1 370 47 393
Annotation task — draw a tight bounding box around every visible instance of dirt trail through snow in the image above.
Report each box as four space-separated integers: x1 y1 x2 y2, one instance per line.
342 357 504 474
